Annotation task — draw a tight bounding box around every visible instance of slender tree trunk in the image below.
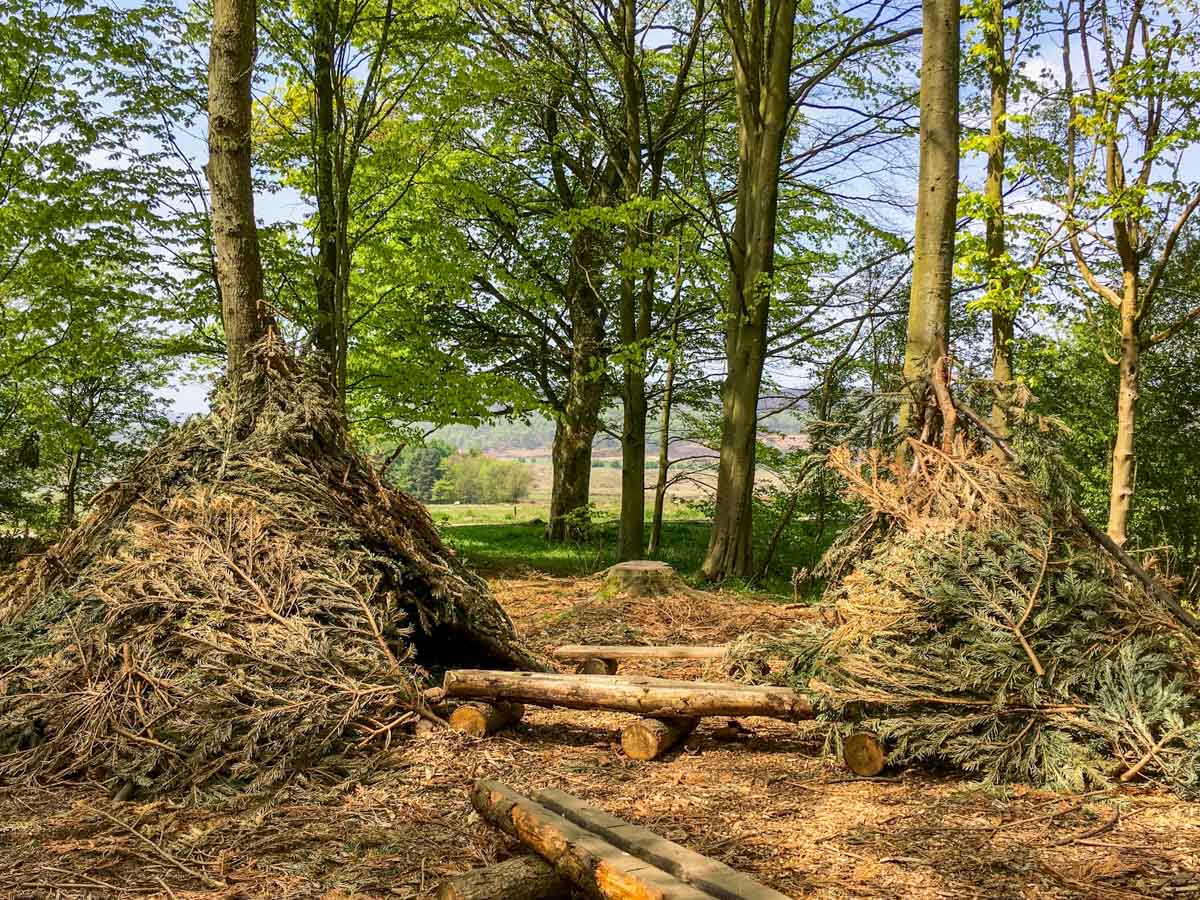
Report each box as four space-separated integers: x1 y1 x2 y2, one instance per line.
207 0 270 383
899 0 960 437
647 339 677 555
616 0 648 561
547 228 606 543
702 0 795 581
984 0 1013 435
62 448 81 526
312 0 341 401
1108 274 1139 546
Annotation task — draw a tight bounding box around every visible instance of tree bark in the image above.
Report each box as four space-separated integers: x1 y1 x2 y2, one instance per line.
62 447 82 526
702 0 796 581
443 669 814 719
472 780 714 900
436 856 571 900
984 0 1014 435
620 716 696 761
547 228 606 543
449 700 525 737
534 787 793 900
1108 277 1139 546
898 0 960 437
312 0 342 402
616 0 647 562
207 0 271 383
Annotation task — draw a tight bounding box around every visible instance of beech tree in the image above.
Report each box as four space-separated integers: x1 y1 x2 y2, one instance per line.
208 0 272 381
897 0 960 442
702 0 919 579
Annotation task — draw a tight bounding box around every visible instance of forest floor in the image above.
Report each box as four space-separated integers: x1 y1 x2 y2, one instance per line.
2 574 1199 898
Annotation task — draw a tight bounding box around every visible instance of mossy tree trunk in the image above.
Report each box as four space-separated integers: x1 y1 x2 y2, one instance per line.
701 0 796 581
547 226 607 542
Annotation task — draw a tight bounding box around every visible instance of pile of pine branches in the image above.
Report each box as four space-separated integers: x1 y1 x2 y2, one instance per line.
754 422 1200 795
0 347 546 800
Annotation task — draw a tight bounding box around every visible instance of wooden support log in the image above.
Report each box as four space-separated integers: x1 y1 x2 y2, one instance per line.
554 645 726 661
534 788 791 900
621 717 697 761
843 732 886 777
443 670 812 721
449 701 525 737
580 657 619 675
436 855 571 900
471 779 713 900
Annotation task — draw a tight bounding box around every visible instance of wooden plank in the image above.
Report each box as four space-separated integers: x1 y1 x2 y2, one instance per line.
436 855 571 899
471 779 714 900
554 645 727 661
534 788 791 900
443 671 811 721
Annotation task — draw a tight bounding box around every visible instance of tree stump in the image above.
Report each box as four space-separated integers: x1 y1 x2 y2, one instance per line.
843 731 886 776
600 560 681 598
449 701 525 737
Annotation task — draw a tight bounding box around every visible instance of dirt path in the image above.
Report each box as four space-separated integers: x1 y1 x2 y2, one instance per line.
1 575 1197 898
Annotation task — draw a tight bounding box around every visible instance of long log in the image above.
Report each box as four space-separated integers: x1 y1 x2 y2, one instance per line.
621 717 696 761
443 670 812 720
471 779 713 900
436 855 571 900
449 701 524 737
533 788 791 900
554 645 726 661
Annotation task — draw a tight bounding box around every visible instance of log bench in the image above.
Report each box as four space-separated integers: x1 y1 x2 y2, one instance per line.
553 644 727 675
442 669 814 761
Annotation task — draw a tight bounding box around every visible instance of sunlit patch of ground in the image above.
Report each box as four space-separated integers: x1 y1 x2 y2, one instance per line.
1 575 1197 898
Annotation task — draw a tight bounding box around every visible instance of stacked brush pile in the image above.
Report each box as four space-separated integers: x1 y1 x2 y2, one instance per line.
0 346 547 800
741 423 1200 795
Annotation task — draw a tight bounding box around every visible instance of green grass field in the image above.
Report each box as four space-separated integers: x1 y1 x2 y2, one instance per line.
436 504 833 600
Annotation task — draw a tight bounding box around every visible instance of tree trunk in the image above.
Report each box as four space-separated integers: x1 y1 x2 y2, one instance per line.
647 350 675 554
547 226 606 543
616 0 650 562
984 0 1014 435
207 0 270 383
702 0 795 581
312 0 341 402
62 447 81 526
1108 277 1139 546
899 0 960 437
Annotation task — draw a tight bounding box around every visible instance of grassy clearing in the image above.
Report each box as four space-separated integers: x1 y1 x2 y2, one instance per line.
440 507 834 600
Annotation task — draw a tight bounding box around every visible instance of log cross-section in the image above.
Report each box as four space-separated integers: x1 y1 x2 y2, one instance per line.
472 779 713 899
443 670 812 721
534 788 792 900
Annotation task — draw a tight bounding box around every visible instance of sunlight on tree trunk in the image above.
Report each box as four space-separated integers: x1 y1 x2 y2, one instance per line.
899 0 959 439
207 0 270 384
